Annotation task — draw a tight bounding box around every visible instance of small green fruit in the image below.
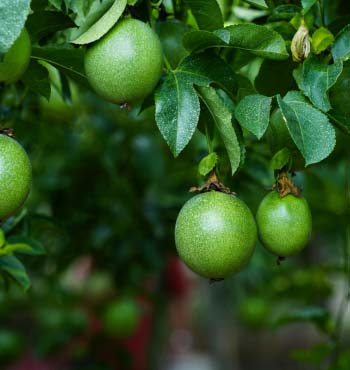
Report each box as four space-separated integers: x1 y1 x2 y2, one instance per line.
256 191 312 257
175 191 257 279
0 135 32 220
0 28 31 84
102 298 140 338
85 18 163 104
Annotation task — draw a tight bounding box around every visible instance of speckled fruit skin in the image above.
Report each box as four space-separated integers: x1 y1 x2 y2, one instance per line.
256 191 312 257
0 28 31 84
84 18 163 104
103 298 140 338
175 191 257 279
0 135 32 220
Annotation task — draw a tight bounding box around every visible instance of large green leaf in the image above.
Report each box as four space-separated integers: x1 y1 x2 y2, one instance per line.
185 0 223 31
331 25 350 62
294 56 343 112
197 86 241 175
184 24 289 60
235 94 272 138
31 46 88 87
26 11 76 41
277 92 336 166
0 255 30 291
245 0 268 9
301 0 317 14
71 0 127 44
155 53 237 156
0 0 31 54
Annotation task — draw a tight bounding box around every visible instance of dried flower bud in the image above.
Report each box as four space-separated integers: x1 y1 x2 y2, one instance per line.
291 20 310 63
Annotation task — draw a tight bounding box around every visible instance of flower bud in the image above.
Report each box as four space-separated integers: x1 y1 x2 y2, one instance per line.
291 20 310 63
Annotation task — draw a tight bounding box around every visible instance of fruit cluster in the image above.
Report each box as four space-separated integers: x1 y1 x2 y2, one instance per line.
175 175 312 280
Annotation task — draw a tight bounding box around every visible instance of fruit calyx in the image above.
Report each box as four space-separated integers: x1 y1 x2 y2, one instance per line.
189 170 235 195
275 170 301 198
0 128 14 138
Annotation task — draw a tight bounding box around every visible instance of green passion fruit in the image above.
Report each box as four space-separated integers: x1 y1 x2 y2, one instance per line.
0 28 31 84
102 297 140 338
175 191 257 279
84 18 163 104
256 191 312 257
0 135 32 220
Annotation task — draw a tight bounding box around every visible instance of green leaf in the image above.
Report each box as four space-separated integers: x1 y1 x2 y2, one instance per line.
301 0 317 14
198 152 218 176
270 148 291 170
312 27 334 54
0 0 31 55
327 111 350 135
7 236 47 256
332 25 350 62
31 46 88 87
184 24 289 60
244 0 268 9
293 56 343 112
155 53 237 156
0 243 32 256
71 0 127 44
26 11 76 42
235 94 272 139
277 91 336 166
183 31 226 52
197 86 241 175
22 60 51 99
184 0 223 31
0 255 30 291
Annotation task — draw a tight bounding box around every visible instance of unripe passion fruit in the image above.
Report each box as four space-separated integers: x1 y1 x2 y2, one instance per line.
256 191 312 257
102 297 140 338
84 18 163 104
175 191 257 279
0 28 31 84
0 135 32 220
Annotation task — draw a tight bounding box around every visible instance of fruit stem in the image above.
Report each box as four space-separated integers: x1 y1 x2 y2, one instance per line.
163 55 173 71
0 128 14 138
276 170 301 198
189 170 235 195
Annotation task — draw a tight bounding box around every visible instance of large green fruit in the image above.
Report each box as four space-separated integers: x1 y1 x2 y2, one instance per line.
256 191 312 257
0 28 31 84
102 297 140 338
175 191 257 279
0 135 32 220
267 108 305 171
85 18 163 104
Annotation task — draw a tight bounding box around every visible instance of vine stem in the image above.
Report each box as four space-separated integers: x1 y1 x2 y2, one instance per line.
205 121 213 154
